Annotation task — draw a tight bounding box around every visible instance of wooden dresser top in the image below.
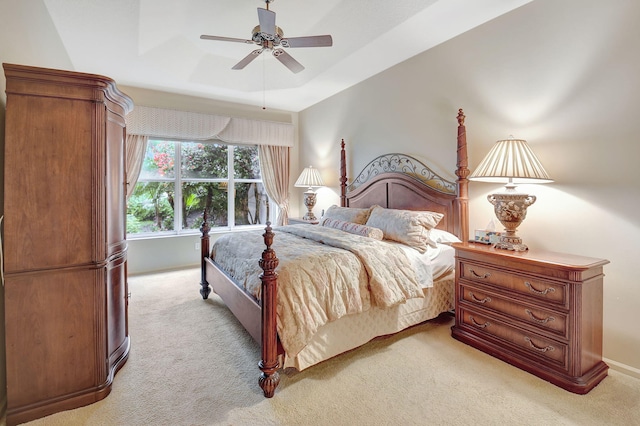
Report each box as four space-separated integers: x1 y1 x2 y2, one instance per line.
452 242 610 271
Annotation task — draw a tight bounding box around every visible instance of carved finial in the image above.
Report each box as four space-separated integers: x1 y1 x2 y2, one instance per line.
455 108 470 180
341 138 345 149
200 209 210 236
263 222 274 248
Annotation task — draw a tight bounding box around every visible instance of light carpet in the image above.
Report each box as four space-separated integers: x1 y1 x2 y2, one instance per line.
20 268 640 426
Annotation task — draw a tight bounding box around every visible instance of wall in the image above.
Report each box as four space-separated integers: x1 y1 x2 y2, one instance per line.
298 0 640 376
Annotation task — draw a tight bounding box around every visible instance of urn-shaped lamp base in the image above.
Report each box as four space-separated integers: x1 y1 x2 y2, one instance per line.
302 190 318 221
487 191 537 252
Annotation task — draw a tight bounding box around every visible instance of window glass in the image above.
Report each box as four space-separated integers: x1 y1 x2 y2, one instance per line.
234 182 270 225
181 143 228 179
127 182 175 233
234 145 261 179
183 181 229 229
140 141 175 179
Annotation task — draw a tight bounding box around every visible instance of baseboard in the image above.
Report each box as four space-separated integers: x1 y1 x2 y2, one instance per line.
604 357 640 380
128 264 199 277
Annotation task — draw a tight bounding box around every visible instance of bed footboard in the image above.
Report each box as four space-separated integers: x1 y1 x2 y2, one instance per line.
200 216 281 397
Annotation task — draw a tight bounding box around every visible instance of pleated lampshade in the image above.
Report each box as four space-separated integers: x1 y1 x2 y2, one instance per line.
295 166 324 189
469 137 553 184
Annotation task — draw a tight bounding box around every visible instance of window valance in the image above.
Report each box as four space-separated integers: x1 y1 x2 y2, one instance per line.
126 105 294 147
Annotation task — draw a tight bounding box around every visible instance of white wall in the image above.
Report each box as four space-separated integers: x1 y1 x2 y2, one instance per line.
298 0 640 375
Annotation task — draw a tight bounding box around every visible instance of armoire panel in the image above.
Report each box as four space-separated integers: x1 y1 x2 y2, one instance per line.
3 95 94 272
5 268 102 408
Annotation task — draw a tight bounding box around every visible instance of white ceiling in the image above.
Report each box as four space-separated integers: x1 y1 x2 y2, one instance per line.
39 0 532 112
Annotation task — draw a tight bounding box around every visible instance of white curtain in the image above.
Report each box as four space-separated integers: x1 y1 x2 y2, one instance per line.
259 145 290 226
126 106 294 147
126 134 148 200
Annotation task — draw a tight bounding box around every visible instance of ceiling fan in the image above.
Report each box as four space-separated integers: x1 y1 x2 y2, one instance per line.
200 0 333 74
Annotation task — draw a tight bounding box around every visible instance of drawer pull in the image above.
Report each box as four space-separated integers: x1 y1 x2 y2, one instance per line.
470 316 490 329
524 336 554 353
524 281 555 295
469 292 492 304
525 309 555 324
470 269 491 279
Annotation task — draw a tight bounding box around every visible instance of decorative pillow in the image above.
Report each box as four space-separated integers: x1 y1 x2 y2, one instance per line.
365 205 444 253
430 228 462 245
322 218 384 240
321 205 372 225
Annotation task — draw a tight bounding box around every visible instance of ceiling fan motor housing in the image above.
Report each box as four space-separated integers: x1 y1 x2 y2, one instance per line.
252 25 284 45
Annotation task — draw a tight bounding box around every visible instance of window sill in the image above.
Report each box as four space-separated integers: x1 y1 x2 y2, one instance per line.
127 224 268 241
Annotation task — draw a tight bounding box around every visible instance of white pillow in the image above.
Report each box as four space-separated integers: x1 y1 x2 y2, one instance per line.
430 229 462 245
365 205 443 253
321 205 372 225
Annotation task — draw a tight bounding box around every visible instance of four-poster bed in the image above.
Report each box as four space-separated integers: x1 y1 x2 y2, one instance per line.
199 109 470 397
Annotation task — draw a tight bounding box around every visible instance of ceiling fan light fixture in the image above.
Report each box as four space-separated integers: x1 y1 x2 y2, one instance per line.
200 0 333 73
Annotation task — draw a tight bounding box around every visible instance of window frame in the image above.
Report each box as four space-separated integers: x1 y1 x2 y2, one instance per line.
127 139 275 239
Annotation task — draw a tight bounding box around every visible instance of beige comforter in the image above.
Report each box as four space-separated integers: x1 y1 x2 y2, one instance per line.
210 224 423 357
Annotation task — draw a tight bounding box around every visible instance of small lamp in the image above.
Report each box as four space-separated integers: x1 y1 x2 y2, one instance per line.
469 136 553 251
294 165 324 221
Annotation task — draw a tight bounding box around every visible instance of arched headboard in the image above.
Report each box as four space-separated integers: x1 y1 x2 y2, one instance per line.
340 109 470 240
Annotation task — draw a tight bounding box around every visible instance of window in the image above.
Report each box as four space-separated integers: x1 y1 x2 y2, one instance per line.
127 140 275 236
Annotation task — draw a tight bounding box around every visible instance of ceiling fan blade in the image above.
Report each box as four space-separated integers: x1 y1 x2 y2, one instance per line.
232 49 264 70
281 35 333 48
200 35 253 44
272 48 304 73
257 7 276 37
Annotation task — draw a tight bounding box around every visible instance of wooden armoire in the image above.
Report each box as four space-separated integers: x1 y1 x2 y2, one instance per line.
3 63 133 425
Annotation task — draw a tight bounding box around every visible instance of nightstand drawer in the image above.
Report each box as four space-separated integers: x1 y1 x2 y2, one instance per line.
459 307 568 371
459 283 568 339
459 260 568 307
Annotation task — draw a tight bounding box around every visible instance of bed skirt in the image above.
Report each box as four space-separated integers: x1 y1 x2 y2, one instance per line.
282 272 455 370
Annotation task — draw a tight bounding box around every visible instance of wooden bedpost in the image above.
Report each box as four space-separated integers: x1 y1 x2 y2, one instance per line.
340 139 347 207
258 222 280 397
454 108 470 242
199 210 212 299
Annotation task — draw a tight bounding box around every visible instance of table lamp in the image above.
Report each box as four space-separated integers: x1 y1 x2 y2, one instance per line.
294 165 324 221
469 136 553 251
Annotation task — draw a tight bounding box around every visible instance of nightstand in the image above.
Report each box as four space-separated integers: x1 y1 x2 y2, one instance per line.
450 242 609 394
288 217 319 225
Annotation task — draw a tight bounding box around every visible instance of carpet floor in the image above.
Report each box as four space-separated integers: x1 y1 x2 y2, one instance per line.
19 268 640 426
